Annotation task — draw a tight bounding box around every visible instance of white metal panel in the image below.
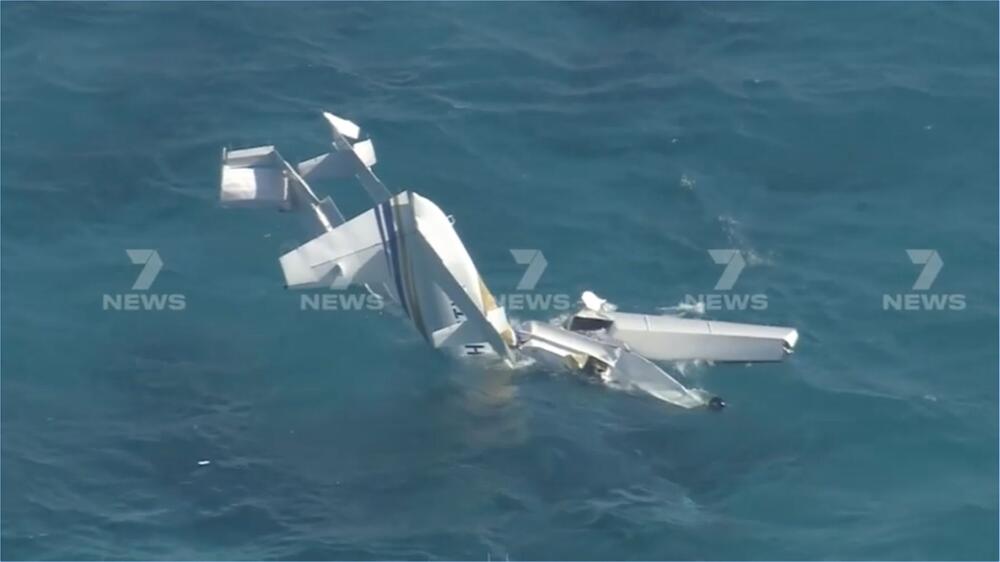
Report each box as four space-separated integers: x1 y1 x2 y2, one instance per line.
219 166 288 207
606 311 797 362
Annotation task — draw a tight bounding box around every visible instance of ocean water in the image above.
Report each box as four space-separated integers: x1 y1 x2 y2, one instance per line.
1 2 998 560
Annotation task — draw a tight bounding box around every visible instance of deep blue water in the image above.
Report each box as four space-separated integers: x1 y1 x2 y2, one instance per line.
2 3 998 560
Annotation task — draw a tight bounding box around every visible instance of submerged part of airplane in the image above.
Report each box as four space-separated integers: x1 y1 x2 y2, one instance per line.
219 112 798 410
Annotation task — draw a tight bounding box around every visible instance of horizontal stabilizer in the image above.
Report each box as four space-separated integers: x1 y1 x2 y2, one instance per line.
220 146 289 209
223 145 280 168
323 112 361 140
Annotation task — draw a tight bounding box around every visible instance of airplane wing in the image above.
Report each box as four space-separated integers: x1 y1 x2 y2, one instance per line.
567 307 798 363
606 312 798 362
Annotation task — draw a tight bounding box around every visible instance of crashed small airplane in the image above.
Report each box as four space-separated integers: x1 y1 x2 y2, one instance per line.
219 112 798 410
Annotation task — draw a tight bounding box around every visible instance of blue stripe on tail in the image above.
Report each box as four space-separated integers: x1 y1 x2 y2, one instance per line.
379 200 410 318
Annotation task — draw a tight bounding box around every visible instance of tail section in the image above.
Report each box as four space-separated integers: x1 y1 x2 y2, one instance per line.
278 190 514 360
220 144 346 236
